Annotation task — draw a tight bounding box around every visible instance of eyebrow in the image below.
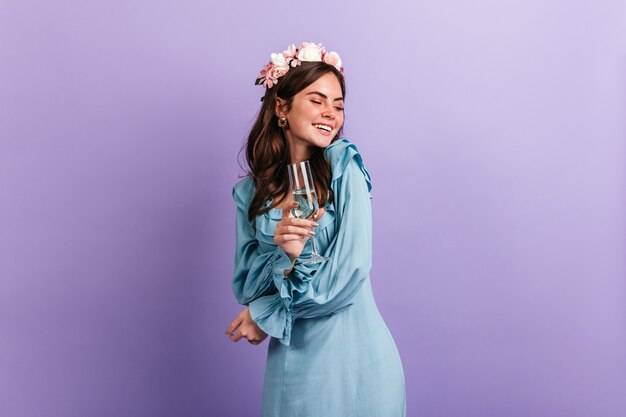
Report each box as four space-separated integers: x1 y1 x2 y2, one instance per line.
305 91 344 101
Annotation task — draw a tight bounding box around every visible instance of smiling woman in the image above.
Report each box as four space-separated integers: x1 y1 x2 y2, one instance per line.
241 54 349 222
275 75 345 157
226 42 406 417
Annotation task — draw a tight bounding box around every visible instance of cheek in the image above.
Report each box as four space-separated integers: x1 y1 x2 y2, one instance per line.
305 105 321 118
292 104 317 122
337 113 345 127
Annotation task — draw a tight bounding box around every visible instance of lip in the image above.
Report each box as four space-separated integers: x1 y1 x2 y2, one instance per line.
312 123 334 129
312 123 333 136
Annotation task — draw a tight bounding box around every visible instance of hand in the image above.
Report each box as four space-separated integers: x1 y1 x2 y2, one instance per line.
274 202 326 260
225 307 268 345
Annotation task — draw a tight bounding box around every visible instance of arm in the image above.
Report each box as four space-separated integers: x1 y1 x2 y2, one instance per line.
231 180 318 305
228 179 315 345
248 155 372 346
231 181 284 305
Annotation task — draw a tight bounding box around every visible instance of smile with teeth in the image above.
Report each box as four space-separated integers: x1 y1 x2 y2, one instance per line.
313 124 332 132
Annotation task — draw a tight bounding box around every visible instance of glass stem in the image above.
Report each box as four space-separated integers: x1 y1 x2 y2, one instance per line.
310 227 320 257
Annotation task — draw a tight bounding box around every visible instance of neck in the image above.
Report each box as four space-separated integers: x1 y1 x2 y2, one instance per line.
285 134 312 163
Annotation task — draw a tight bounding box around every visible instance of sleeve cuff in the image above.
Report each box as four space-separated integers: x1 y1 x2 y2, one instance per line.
248 293 293 345
273 245 297 277
248 246 322 346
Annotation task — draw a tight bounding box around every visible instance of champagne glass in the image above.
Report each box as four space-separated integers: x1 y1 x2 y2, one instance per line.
287 160 329 265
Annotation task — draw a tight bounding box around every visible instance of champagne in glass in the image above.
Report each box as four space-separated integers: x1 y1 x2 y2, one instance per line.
291 188 318 219
287 160 329 265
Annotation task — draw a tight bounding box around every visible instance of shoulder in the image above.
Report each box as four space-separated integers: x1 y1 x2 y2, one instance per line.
232 175 255 209
324 137 372 194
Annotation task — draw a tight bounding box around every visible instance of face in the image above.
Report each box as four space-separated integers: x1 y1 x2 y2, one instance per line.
277 72 345 157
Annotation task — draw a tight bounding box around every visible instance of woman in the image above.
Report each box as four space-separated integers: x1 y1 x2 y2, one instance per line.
226 42 406 416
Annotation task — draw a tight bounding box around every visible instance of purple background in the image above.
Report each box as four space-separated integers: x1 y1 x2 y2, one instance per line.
1 0 625 416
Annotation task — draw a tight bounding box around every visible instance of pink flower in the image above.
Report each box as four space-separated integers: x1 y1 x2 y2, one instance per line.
283 43 297 60
283 43 301 67
270 65 289 80
262 73 278 88
258 62 271 77
322 51 342 70
256 62 278 88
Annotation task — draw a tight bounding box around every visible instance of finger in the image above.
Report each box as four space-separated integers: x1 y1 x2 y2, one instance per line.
279 224 316 236
229 330 244 342
284 217 319 228
282 201 298 219
276 224 314 238
225 318 241 335
278 234 308 242
313 207 326 222
225 316 243 335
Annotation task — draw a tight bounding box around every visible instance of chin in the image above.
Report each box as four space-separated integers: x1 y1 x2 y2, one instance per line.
293 130 335 151
317 133 336 146
302 136 330 150
315 138 333 149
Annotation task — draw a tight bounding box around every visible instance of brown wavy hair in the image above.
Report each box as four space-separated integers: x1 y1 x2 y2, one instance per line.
239 61 346 224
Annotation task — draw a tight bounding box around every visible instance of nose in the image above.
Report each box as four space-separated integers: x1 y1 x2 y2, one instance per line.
322 106 336 119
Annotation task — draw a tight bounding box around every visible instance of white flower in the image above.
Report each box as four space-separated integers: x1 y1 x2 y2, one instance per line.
271 52 287 67
297 43 323 62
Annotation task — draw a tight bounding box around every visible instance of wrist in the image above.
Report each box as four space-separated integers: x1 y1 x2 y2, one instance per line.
284 255 297 278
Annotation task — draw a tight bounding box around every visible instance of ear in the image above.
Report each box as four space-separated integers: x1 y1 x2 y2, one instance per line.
275 97 287 117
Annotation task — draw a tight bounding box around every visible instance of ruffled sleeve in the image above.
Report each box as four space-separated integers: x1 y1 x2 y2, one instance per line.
231 177 287 305
248 138 373 346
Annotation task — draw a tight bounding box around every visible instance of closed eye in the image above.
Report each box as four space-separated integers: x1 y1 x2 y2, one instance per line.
311 100 344 111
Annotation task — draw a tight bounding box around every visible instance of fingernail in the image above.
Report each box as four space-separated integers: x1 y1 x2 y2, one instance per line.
309 230 315 235
312 222 319 227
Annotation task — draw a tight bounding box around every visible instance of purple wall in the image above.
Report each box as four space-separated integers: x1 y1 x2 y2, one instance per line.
1 1 625 416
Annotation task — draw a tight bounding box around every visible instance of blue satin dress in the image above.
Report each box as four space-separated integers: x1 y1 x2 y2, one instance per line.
231 138 406 416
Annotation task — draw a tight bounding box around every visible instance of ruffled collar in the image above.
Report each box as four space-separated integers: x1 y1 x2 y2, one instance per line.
260 137 369 219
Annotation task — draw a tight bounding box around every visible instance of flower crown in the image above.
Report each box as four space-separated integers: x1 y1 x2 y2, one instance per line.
254 42 343 89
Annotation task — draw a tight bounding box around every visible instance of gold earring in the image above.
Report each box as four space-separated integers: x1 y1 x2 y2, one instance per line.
278 116 288 128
